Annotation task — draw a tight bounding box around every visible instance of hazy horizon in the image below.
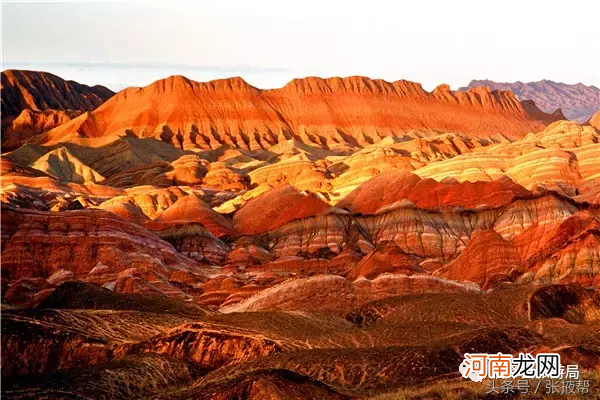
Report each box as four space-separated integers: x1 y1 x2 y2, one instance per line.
2 62 600 93
3 0 600 91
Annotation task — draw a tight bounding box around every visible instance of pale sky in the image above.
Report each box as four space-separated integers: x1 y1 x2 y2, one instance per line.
2 0 599 92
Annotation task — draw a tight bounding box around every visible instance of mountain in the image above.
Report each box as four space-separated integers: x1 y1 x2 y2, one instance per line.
1 70 115 151
33 75 561 150
461 79 600 122
1 70 114 116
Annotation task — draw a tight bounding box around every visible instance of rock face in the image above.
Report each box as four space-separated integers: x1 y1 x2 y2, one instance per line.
101 154 209 188
149 193 235 238
347 241 421 280
30 147 104 183
2 109 81 151
528 284 600 324
232 184 330 235
0 205 218 306
2 123 598 302
513 210 600 287
1 70 114 116
1 70 114 151
35 75 560 149
462 79 600 122
436 230 522 289
336 171 532 213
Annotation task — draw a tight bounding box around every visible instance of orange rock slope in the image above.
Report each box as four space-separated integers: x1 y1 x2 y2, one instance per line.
1 70 115 151
36 75 560 149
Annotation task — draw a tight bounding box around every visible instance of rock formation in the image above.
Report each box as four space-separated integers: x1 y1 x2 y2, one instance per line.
1 70 599 399
0 205 219 306
1 70 114 116
34 75 560 149
462 79 600 122
232 184 330 235
1 70 114 151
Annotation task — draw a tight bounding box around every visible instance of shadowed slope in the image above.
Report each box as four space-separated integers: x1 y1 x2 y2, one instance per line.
148 193 235 238
1 70 114 117
1 70 114 151
37 281 210 317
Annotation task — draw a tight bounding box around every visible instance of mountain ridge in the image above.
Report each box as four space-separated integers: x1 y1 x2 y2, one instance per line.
32 73 561 150
461 79 600 122
1 69 115 116
1 70 115 151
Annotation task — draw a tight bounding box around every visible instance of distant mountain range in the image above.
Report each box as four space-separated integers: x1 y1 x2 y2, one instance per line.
461 79 600 122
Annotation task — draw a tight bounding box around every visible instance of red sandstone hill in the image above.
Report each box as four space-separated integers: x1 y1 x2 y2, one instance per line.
232 184 330 235
1 70 114 117
34 75 560 150
146 193 236 238
336 171 533 214
462 79 600 123
1 70 115 151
